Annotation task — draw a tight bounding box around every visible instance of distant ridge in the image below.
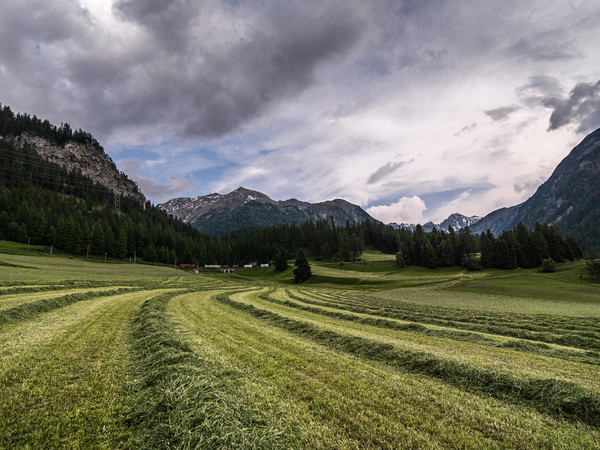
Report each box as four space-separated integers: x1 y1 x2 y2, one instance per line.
159 187 375 235
391 213 482 232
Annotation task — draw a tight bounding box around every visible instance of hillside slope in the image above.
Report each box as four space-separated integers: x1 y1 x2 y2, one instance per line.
0 104 144 204
470 128 600 252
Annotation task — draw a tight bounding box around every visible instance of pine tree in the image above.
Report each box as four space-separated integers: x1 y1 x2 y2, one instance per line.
275 252 288 272
293 250 312 283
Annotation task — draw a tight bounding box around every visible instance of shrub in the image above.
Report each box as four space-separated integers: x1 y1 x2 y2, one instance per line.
585 256 600 279
541 258 557 273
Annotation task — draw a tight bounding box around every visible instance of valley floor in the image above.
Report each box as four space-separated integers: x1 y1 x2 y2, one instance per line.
1 249 599 448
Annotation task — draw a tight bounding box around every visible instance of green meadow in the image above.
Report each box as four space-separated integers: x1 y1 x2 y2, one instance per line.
1 244 599 448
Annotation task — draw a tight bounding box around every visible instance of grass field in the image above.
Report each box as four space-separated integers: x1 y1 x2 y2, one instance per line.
1 242 599 448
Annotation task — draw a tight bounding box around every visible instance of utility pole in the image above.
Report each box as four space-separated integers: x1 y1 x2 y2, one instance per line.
50 245 53 255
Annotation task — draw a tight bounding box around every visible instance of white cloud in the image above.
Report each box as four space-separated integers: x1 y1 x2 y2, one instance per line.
366 196 427 224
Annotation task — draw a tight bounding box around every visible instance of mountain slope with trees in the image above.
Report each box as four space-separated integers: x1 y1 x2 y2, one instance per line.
472 128 600 253
0 103 585 270
159 187 375 235
0 103 145 204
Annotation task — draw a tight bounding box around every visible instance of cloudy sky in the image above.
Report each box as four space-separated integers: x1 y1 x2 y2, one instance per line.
2 0 600 224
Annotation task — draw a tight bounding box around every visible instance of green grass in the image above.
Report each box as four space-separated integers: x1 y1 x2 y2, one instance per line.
0 289 171 448
168 289 600 448
217 291 600 427
360 250 397 261
127 289 281 448
2 246 600 448
0 240 57 256
448 267 600 303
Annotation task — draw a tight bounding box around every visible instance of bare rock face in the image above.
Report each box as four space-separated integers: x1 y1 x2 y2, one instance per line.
3 132 145 204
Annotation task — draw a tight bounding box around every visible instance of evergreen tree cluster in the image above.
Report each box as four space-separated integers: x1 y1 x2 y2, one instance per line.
0 103 584 271
221 217 364 265
0 139 233 265
293 251 312 283
222 218 581 271
0 134 582 270
1 103 102 149
480 223 582 269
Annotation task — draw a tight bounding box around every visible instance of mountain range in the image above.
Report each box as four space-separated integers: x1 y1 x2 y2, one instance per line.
390 213 482 233
157 127 600 251
2 102 598 253
158 187 374 235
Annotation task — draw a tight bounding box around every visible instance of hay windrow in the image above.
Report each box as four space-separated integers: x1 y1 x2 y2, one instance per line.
0 287 140 327
287 289 600 351
218 292 600 428
126 290 282 449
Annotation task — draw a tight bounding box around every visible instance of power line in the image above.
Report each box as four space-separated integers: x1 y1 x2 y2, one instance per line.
0 165 115 194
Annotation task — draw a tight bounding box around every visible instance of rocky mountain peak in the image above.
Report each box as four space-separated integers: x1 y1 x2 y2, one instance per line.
159 187 375 235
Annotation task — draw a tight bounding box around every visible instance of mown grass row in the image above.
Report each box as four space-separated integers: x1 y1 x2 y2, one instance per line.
217 292 600 428
290 289 600 351
293 289 600 339
0 280 142 296
0 287 140 328
127 290 282 449
302 288 600 334
257 290 600 366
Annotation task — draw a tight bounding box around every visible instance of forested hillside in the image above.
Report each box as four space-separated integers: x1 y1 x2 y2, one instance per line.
0 138 236 264
0 104 584 270
222 219 581 269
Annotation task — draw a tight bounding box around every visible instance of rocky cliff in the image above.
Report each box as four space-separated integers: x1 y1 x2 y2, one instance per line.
1 132 145 204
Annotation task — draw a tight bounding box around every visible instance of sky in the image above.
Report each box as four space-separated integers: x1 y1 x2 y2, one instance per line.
2 0 600 224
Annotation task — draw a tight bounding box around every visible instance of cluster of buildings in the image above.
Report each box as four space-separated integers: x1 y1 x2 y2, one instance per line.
179 263 269 273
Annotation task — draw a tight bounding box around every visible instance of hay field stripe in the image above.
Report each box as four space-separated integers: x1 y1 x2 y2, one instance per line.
168 290 600 448
0 287 141 328
261 289 600 366
289 289 600 347
217 291 600 428
227 290 600 389
0 289 173 448
289 289 600 351
126 289 282 448
0 286 133 312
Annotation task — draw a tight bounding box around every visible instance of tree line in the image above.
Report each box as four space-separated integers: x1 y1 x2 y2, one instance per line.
0 118 583 270
0 103 102 149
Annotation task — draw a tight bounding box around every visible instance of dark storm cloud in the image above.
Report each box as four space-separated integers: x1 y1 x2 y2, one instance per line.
178 2 368 138
516 75 564 100
367 160 414 184
484 106 519 121
0 0 368 141
543 80 600 133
